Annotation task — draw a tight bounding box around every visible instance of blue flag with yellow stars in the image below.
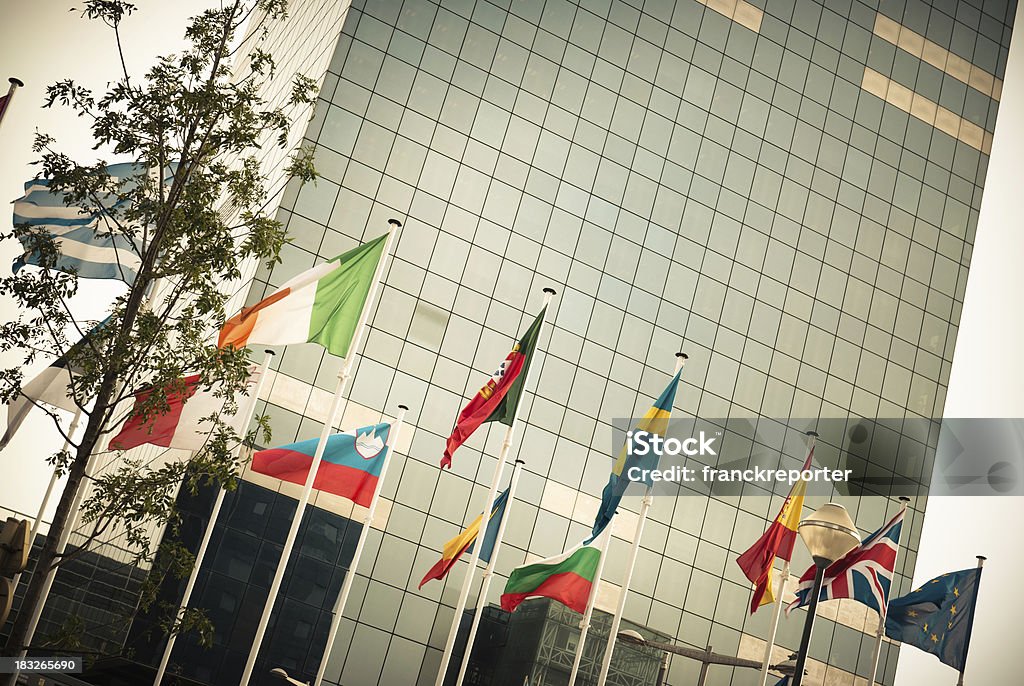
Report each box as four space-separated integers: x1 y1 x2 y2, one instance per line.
884 567 980 670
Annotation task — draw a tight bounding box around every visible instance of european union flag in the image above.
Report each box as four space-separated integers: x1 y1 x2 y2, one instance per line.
884 567 980 671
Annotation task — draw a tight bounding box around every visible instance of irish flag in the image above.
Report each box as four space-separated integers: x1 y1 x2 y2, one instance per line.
500 541 601 614
111 369 260 451
251 424 391 507
219 233 388 357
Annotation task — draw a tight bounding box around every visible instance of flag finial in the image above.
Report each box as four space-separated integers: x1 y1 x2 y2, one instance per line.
388 218 402 228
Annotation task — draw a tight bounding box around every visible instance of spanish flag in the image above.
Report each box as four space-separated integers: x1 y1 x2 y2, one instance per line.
736 447 813 613
418 488 509 588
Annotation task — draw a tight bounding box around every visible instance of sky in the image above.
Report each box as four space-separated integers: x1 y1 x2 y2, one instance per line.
0 2 1021 685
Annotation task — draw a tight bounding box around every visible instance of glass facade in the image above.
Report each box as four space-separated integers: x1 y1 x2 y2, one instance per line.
180 0 1015 684
127 481 362 686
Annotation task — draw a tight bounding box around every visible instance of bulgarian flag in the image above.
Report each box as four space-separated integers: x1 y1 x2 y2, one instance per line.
111 369 260 451
251 424 391 507
219 233 388 357
418 488 509 588
441 307 545 469
735 447 813 613
501 540 601 614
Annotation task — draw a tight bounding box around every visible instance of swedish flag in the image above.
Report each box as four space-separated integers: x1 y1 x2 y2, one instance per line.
884 567 981 671
588 372 680 541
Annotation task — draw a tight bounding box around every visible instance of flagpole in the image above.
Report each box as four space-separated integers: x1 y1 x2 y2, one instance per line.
434 287 556 686
454 458 525 686
567 524 612 686
0 77 23 129
239 220 400 686
867 496 911 686
757 431 818 686
10 408 83 592
956 555 986 686
596 353 687 686
153 349 276 686
313 405 408 686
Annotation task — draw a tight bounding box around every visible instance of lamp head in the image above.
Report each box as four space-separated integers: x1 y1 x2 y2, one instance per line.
798 503 860 567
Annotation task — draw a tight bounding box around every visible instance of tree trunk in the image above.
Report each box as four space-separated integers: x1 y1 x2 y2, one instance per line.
3 428 93 685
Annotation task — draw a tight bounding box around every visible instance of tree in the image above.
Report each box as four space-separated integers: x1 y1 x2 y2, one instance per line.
0 0 317 666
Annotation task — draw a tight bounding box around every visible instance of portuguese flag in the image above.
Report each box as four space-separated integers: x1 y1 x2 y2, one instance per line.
441 307 545 469
500 541 601 614
219 233 388 357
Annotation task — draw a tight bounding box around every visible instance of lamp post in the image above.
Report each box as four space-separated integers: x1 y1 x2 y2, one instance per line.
269 668 308 686
791 503 860 686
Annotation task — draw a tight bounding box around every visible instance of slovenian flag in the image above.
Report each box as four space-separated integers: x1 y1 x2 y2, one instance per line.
110 369 261 451
219 234 388 358
441 307 545 469
251 424 391 507
500 540 602 614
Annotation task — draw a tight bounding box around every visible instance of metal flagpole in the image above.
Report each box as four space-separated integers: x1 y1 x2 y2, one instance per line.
956 555 986 686
313 404 409 686
239 220 401 686
454 458 526 686
0 77 24 128
567 524 612 686
153 349 276 686
434 288 556 686
757 431 818 686
867 496 911 686
595 353 687 686
10 407 83 592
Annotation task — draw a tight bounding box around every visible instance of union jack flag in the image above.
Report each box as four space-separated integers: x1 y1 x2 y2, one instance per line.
786 508 905 617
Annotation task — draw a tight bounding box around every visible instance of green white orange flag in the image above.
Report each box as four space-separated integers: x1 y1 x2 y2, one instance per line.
500 540 601 614
219 233 388 357
736 447 813 613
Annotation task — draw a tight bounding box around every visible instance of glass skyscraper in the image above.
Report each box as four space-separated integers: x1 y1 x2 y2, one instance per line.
41 0 1013 684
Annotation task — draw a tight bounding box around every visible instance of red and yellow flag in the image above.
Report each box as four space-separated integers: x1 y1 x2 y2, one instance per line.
736 447 813 613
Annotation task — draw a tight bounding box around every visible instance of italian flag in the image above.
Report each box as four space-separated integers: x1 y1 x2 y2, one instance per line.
500 541 601 615
219 233 388 357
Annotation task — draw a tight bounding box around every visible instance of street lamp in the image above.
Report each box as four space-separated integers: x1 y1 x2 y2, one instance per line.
269 667 309 685
791 503 860 686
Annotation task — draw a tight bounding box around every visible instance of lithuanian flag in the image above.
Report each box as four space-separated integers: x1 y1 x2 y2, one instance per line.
500 541 601 614
219 233 387 357
736 447 813 613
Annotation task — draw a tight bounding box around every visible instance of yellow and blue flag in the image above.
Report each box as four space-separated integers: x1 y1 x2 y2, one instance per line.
884 567 981 671
588 372 680 541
